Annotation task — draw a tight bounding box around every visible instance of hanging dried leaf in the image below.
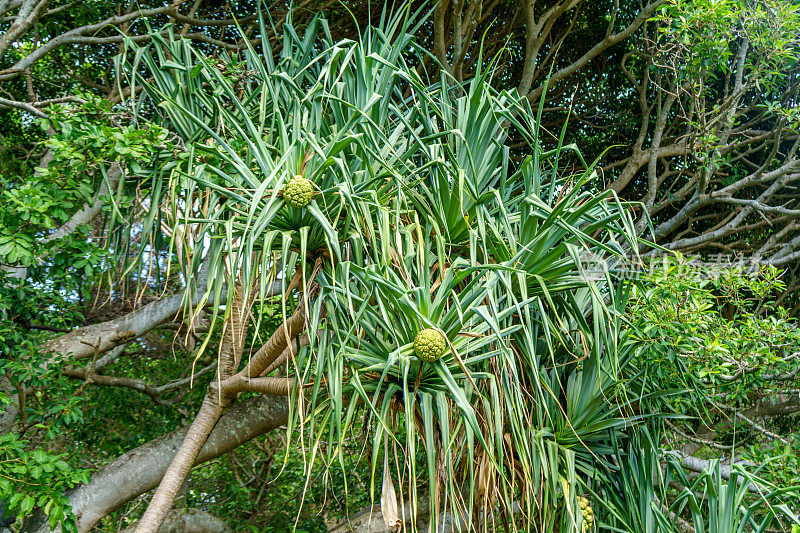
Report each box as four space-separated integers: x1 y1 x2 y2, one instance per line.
381 447 402 531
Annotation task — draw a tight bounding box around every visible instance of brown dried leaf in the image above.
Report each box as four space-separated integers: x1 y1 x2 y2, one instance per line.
381 448 402 531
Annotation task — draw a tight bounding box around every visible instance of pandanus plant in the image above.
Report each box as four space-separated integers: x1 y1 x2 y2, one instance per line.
593 428 800 533
119 8 648 532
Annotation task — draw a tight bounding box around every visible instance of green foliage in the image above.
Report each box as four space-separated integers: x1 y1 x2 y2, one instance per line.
592 430 675 533
656 0 800 85
0 433 90 532
609 257 800 530
0 272 87 433
653 0 800 149
0 94 170 274
744 440 800 492
629 256 799 417
119 10 794 531
0 276 88 531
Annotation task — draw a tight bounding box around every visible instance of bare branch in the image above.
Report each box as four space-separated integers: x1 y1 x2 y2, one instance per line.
524 0 665 102
62 362 217 406
0 95 49 118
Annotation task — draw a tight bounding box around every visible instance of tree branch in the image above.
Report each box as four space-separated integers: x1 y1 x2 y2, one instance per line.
61 362 217 406
524 0 665 103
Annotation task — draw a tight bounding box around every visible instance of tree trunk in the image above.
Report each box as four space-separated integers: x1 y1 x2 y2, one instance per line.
135 275 255 533
133 396 226 533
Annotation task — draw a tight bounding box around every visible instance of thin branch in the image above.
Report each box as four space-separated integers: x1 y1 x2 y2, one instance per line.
62 362 216 406
710 401 788 444
0 95 49 118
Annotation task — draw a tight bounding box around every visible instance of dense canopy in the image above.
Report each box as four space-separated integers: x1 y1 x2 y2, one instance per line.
0 1 799 532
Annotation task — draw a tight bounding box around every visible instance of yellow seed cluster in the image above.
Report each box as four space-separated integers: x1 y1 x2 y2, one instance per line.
578 496 593 532
283 175 314 208
413 329 447 362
